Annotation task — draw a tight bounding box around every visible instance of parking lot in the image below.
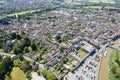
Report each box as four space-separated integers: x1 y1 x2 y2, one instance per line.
65 53 102 80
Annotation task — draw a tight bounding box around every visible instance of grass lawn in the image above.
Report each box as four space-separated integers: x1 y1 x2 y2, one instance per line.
65 0 115 3
39 59 47 64
28 46 32 52
66 56 73 65
84 6 102 9
0 49 4 52
64 0 73 3
89 0 115 3
11 67 26 80
78 49 87 59
9 50 14 54
7 9 40 17
31 30 38 33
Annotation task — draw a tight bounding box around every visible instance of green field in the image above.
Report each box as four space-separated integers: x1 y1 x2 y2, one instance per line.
7 9 40 17
84 6 102 9
0 49 4 52
89 0 115 3
65 0 116 3
11 67 26 80
78 49 87 59
64 0 73 3
109 50 120 80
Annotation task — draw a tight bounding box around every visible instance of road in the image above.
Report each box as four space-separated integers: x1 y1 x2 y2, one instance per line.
0 52 16 58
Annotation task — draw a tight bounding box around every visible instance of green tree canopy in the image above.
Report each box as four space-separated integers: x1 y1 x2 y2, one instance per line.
13 47 22 55
0 57 14 80
42 69 57 80
10 32 16 39
16 34 21 40
31 43 37 51
24 47 30 53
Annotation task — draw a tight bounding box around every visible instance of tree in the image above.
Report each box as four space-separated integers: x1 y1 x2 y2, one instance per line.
111 19 116 23
13 37 31 55
17 43 24 50
5 75 12 80
59 46 65 52
10 32 16 39
13 47 22 55
17 54 24 61
47 72 57 80
0 55 2 62
42 69 57 80
0 19 9 25
0 43 3 49
115 67 120 78
24 47 30 53
22 37 31 47
17 48 22 54
26 72 31 80
13 47 17 55
0 57 14 80
56 36 62 43
16 34 21 40
31 43 37 51
110 50 120 80
21 61 32 72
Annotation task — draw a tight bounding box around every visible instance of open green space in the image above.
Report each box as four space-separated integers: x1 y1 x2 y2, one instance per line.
84 6 102 9
64 0 73 3
89 0 115 3
65 0 115 3
11 67 26 80
78 49 87 59
7 9 40 17
42 69 57 80
109 50 120 80
0 49 4 52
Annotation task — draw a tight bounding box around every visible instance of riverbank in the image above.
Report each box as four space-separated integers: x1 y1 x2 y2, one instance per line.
98 47 113 80
98 38 120 80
